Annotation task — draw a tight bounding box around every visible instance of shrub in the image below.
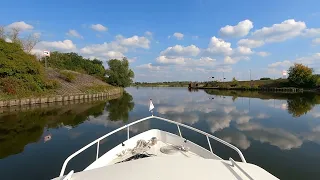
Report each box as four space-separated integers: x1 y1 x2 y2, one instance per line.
260 77 271 80
0 39 50 95
60 71 76 82
45 80 60 89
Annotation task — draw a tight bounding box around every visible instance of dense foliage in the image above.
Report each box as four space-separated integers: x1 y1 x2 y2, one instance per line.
0 39 54 96
260 77 271 80
46 52 106 80
106 58 134 87
288 63 319 88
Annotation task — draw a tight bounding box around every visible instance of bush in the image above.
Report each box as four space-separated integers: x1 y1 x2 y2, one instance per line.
45 80 60 89
0 39 50 95
260 77 271 80
60 71 76 82
46 52 106 80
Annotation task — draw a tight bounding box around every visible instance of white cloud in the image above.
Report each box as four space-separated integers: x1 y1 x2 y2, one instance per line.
35 39 76 51
236 46 254 55
224 56 249 65
156 56 187 65
102 51 125 60
224 56 237 64
206 36 233 55
6 21 33 31
303 28 320 37
173 32 184 40
90 24 108 32
220 19 253 38
136 63 161 71
160 45 200 56
80 35 150 61
116 35 150 49
295 53 320 65
196 57 216 66
312 38 320 45
66 29 83 39
257 51 270 57
252 19 306 43
268 60 293 68
237 39 264 48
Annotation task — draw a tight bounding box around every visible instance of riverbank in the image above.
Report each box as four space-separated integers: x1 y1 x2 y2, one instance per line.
0 88 123 108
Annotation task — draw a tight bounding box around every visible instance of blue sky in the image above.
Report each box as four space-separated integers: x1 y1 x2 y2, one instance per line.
2 0 320 82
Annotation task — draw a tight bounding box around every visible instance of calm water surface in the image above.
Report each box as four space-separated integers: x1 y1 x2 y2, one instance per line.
1 87 320 180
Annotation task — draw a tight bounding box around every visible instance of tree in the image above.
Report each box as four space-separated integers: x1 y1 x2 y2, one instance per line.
288 63 318 88
7 27 21 44
231 77 239 87
106 57 134 87
22 33 40 53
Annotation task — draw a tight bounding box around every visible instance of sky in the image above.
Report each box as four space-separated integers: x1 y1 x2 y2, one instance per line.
1 0 320 82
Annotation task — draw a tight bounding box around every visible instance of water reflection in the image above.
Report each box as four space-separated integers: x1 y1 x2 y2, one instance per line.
205 89 320 118
1 87 320 180
0 101 106 159
105 91 135 122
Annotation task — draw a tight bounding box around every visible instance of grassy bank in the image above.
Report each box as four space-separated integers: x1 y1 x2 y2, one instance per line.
0 39 121 100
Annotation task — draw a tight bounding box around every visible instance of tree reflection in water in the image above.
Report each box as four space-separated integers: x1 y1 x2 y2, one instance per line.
105 91 135 122
0 101 107 159
204 89 320 117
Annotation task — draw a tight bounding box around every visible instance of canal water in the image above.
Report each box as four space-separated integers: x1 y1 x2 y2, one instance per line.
1 87 320 180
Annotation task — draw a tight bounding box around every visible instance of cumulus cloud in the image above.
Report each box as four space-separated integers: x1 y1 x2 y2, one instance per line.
206 36 233 55
116 35 150 49
156 56 187 65
252 19 306 43
224 56 237 64
80 35 150 60
90 24 108 32
236 46 254 55
303 28 320 37
136 63 161 71
160 45 200 56
224 56 249 65
295 53 320 65
6 21 33 31
219 19 253 38
237 39 264 48
312 38 320 45
172 32 184 40
66 29 83 39
34 39 76 52
268 60 293 68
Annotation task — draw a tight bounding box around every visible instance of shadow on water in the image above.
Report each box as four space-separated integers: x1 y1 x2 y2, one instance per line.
204 89 320 117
